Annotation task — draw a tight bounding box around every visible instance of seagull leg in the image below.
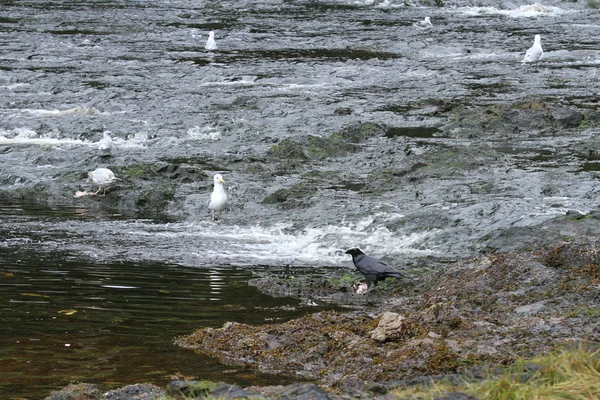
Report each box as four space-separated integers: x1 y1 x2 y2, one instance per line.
92 187 101 196
101 187 108 196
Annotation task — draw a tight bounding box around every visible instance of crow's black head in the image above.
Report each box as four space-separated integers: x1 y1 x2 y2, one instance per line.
345 248 364 256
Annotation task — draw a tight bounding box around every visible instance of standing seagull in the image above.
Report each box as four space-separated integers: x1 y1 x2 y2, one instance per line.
413 17 433 30
205 31 217 51
208 174 228 220
521 35 543 63
98 131 113 156
345 248 406 287
88 167 119 196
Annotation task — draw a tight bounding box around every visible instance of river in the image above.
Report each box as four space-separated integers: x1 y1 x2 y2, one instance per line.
1 0 599 398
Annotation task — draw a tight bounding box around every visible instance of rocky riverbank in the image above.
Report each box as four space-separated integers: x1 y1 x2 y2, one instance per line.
45 209 600 400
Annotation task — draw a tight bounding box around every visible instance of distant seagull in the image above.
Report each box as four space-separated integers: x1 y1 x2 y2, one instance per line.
345 248 407 288
522 34 543 63
205 31 217 50
413 17 433 30
208 173 228 220
98 131 113 156
88 167 119 196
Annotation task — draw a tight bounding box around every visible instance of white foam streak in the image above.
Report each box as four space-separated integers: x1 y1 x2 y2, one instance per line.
128 215 439 267
200 78 257 87
187 126 221 140
457 3 571 18
22 106 96 117
0 128 86 145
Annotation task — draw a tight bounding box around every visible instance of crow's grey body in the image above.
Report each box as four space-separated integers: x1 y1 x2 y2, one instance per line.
345 248 406 286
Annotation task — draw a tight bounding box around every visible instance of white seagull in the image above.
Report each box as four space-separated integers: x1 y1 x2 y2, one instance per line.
413 17 432 30
205 31 217 51
208 173 228 220
522 35 543 63
88 167 119 196
98 131 113 155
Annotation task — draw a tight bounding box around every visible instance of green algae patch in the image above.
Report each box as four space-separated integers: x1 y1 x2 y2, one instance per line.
267 122 386 162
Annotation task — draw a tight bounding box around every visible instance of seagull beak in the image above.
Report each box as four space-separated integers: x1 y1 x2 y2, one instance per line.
220 178 225 183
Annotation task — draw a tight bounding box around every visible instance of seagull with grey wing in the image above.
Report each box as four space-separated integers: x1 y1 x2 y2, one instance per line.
345 248 407 288
97 131 113 156
521 34 543 63
88 167 119 196
205 31 217 51
208 173 228 220
413 16 432 31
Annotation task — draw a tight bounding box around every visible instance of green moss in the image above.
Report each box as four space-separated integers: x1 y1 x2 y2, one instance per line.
587 0 599 9
425 342 461 374
326 274 358 288
122 163 152 178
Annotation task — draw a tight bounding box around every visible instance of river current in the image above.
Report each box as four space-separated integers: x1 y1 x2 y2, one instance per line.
1 0 599 398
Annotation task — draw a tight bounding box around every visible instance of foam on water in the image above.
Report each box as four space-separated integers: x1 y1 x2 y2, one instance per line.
200 77 257 87
119 214 439 267
187 125 221 140
0 127 149 148
457 3 572 18
347 0 403 7
0 128 86 146
21 106 98 117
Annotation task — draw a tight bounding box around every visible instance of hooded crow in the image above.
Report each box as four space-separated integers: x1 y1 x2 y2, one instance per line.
345 248 406 287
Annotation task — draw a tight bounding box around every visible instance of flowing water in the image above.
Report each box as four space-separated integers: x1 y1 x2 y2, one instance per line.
1 0 600 398
0 200 341 398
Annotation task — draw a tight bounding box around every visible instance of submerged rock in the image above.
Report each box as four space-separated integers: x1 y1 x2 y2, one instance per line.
45 383 101 400
103 384 163 400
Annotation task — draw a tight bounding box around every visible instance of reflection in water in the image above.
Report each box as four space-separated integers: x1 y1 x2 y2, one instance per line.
0 202 332 399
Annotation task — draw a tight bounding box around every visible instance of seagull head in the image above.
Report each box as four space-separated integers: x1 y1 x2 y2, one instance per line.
208 31 215 38
213 174 225 184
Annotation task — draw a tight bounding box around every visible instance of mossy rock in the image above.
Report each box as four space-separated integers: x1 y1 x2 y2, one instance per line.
336 121 386 143
262 181 318 209
267 122 387 161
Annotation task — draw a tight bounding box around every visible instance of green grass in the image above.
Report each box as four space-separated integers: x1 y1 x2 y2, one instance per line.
391 345 600 400
152 346 600 399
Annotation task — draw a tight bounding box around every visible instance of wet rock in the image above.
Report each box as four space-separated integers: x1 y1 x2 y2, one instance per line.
266 122 386 162
370 312 408 342
514 301 545 314
211 382 260 399
277 383 333 400
481 211 600 255
551 107 583 129
45 383 100 400
262 181 319 209
419 302 462 325
337 122 387 144
103 383 163 400
500 108 549 133
334 107 353 115
165 380 216 398
434 393 480 400
267 135 356 161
